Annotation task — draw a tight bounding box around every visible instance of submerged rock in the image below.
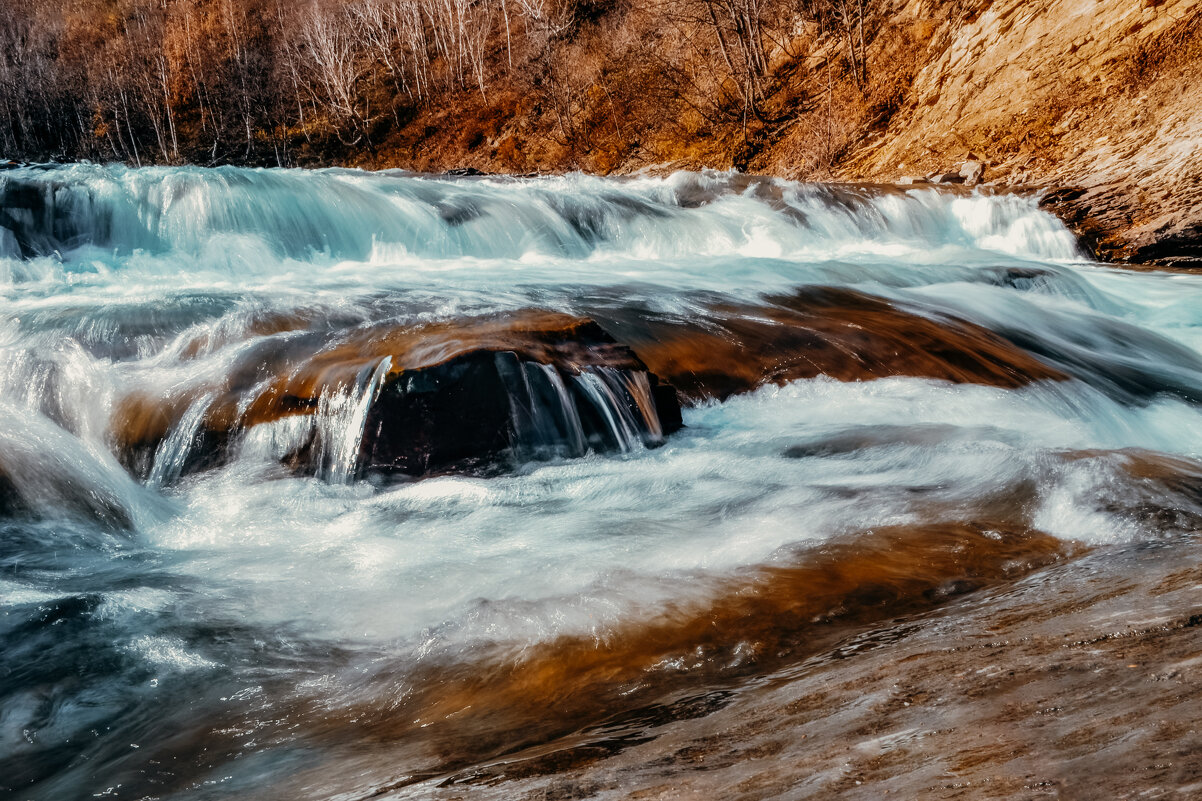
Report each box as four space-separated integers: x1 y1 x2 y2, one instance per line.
0 409 142 529
113 312 682 482
108 286 1077 485
436 534 1202 801
0 175 73 257
591 287 1068 403
324 520 1073 783
357 342 679 476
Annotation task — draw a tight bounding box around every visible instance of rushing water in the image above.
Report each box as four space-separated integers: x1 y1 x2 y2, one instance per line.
2 165 1202 800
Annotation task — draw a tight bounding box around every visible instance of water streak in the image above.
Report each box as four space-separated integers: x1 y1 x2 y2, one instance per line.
574 367 657 453
315 356 393 484
148 391 214 487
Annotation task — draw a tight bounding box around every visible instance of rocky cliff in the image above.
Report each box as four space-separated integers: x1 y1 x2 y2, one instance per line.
826 0 1202 267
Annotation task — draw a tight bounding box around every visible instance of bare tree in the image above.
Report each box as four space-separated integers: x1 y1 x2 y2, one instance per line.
297 0 375 144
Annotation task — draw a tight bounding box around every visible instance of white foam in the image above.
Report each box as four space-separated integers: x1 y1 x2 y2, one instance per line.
0 167 1082 300
127 635 219 671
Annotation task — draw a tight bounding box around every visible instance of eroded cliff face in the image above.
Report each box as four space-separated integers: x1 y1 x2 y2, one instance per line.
828 0 1202 267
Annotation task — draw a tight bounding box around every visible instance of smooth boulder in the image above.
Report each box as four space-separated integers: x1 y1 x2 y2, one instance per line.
113 312 683 482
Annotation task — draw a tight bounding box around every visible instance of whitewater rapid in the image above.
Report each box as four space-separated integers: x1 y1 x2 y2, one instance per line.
3 165 1202 800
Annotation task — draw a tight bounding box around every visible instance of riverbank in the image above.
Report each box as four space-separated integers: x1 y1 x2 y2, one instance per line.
4 0 1199 268
362 0 1202 270
835 0 1202 269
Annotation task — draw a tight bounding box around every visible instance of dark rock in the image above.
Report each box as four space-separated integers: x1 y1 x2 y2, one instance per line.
1040 184 1202 269
0 176 100 257
0 469 24 517
356 320 681 476
435 197 485 226
445 167 488 177
0 442 134 530
1039 186 1115 260
929 172 967 185
1129 222 1202 268
113 312 684 482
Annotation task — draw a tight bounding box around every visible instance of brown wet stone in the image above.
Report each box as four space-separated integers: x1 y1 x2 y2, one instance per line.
261 521 1074 798
111 291 1074 481
592 286 1068 403
350 536 1202 801
238 311 664 427
111 310 682 480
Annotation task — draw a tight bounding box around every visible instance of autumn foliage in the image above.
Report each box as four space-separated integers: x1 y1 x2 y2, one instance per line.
0 0 918 174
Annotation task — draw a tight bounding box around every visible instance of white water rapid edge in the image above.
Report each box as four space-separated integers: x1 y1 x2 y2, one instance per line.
3 165 1202 800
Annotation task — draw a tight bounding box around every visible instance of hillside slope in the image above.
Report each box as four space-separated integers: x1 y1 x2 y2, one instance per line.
826 0 1202 266
2 0 1199 266
391 0 1202 267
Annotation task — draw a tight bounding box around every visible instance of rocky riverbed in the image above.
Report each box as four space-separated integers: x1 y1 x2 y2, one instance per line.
385 532 1202 801
3 164 1202 801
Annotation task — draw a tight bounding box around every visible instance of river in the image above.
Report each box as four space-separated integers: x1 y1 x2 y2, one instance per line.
2 165 1201 800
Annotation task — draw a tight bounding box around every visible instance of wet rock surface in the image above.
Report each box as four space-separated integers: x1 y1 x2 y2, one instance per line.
238 521 1078 799
379 534 1202 801
592 287 1069 402
350 316 681 476
112 283 1085 483
107 278 1202 491
112 311 682 481
1042 184 1202 269
0 418 138 529
110 284 1108 483
0 174 97 258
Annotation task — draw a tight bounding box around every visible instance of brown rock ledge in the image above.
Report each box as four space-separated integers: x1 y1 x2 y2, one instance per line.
1041 183 1202 269
593 286 1068 403
381 533 1202 801
112 311 682 481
